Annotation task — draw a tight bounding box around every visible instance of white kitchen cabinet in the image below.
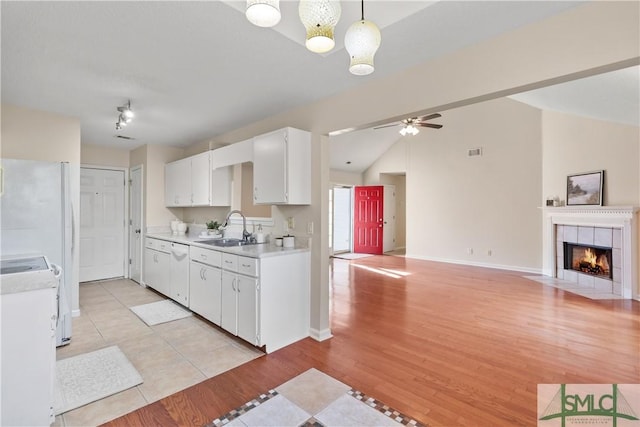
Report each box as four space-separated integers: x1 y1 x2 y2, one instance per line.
189 246 222 324
190 151 211 206
165 151 231 207
253 127 311 205
220 254 259 344
144 238 171 296
189 260 222 325
164 157 191 207
169 242 190 306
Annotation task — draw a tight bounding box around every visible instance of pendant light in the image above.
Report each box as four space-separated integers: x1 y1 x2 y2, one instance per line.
344 0 380 76
299 0 341 54
246 0 281 28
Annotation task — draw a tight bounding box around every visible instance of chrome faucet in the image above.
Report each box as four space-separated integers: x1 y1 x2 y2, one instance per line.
223 210 252 241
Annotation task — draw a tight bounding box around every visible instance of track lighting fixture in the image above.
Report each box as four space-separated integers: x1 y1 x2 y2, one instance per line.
115 100 134 131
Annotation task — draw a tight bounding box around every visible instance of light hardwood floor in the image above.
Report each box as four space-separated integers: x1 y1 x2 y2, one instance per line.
104 256 640 426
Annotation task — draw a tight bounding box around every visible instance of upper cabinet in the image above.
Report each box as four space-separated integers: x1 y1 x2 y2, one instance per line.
253 127 311 205
165 157 191 207
165 151 232 207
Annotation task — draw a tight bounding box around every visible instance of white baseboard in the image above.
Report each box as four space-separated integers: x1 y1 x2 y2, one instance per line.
72 309 81 317
405 254 543 275
309 327 333 342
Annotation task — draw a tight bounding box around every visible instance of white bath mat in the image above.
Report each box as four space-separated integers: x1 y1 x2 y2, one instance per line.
130 299 192 326
54 346 142 415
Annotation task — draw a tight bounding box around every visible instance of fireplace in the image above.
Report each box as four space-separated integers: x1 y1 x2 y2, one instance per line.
542 206 639 299
563 242 612 280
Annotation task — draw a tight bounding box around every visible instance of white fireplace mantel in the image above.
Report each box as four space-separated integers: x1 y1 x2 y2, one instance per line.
541 206 639 300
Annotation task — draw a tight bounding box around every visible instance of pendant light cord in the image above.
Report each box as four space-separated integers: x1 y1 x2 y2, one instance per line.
361 0 364 20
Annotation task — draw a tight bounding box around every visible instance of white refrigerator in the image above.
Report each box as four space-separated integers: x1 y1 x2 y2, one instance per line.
0 158 73 346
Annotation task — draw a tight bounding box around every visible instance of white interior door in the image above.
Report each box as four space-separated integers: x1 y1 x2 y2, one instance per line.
79 168 125 282
332 187 352 253
383 185 396 253
129 166 143 283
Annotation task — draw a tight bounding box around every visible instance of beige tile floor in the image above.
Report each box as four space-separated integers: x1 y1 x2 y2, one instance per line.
54 278 263 427
214 368 413 426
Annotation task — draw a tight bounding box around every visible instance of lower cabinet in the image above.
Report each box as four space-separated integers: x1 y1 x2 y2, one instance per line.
144 239 171 296
221 269 258 344
189 261 222 325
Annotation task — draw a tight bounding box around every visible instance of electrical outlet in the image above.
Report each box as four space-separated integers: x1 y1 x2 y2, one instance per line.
487 249 492 256
307 221 314 235
287 217 295 229
467 248 473 255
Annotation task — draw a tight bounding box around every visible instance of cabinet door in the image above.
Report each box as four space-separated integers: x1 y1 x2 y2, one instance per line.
220 271 238 335
189 262 222 325
155 251 171 296
237 275 258 345
253 129 287 204
144 248 157 288
191 152 210 206
165 158 191 206
211 166 231 206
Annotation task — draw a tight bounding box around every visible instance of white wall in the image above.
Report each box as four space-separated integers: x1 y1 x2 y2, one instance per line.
81 143 130 168
406 98 543 271
1 104 82 314
330 170 362 186
541 110 640 206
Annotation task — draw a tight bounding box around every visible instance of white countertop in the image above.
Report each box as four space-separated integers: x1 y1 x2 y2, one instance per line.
145 232 310 259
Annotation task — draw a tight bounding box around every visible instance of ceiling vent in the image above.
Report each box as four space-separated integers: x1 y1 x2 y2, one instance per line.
467 147 482 157
114 135 136 140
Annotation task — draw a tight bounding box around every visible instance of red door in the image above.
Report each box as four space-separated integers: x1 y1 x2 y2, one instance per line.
353 186 383 254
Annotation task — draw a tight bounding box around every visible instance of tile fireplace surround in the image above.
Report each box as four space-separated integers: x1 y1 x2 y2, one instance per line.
542 206 639 300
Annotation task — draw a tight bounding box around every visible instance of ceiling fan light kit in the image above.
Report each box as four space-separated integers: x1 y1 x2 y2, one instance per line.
246 0 281 28
299 0 342 54
399 124 419 136
374 113 443 136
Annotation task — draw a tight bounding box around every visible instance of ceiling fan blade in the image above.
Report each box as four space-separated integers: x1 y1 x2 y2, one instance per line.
373 123 400 130
416 123 443 129
416 113 442 122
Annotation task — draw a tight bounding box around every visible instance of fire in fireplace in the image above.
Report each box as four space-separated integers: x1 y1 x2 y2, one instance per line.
563 242 613 279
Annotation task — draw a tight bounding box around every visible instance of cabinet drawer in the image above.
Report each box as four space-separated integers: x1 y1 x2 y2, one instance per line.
237 256 258 277
221 253 238 271
145 237 170 253
190 246 222 268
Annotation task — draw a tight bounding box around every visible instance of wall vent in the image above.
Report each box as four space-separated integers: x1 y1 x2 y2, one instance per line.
467 147 482 157
114 135 136 140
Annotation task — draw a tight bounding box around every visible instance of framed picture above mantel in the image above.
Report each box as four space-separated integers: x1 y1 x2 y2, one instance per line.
566 170 604 206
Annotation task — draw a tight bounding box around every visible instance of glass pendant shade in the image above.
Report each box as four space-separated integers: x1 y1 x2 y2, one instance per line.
344 19 381 76
400 124 419 136
299 0 341 53
246 0 281 27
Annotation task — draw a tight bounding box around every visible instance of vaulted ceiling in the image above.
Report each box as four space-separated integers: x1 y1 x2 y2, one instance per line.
2 1 636 173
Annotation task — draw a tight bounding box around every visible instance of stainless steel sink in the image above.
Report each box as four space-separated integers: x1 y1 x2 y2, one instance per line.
199 238 255 247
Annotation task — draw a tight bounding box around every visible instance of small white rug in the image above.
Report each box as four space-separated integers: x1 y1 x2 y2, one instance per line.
130 299 192 326
54 346 142 415
332 253 375 260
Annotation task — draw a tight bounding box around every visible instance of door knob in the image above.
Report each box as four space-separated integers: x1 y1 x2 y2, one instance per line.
135 229 141 234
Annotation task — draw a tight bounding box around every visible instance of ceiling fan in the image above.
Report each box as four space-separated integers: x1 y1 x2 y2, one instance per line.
374 113 443 135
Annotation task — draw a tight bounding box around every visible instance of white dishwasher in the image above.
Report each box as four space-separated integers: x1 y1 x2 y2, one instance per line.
169 242 190 306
